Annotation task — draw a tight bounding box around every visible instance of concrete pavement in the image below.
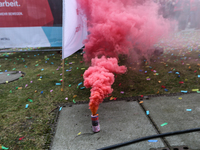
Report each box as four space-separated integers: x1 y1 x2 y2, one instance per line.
50 93 200 150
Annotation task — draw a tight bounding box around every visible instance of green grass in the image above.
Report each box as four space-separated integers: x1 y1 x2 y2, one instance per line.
0 48 200 149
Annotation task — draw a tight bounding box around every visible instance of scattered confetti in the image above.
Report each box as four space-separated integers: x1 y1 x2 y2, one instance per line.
28 99 33 102
178 97 182 99
78 82 83 86
186 109 192 111
25 104 29 108
110 97 115 100
181 90 187 93
161 85 166 88
148 140 158 142
65 97 68 100
59 107 62 111
0 144 9 149
192 89 199 91
19 137 25 141
146 111 149 115
73 99 76 103
161 123 168 126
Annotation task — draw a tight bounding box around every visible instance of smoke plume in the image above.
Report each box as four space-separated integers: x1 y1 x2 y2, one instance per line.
78 0 172 115
83 56 127 115
77 0 171 62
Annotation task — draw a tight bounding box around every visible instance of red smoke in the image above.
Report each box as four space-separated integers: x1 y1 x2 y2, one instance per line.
84 56 127 115
77 0 171 62
78 0 171 115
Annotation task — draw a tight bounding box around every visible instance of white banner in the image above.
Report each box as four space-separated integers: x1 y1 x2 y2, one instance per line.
0 27 50 48
62 0 87 59
0 0 63 48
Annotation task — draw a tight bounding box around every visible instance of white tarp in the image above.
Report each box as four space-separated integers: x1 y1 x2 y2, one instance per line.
62 0 87 59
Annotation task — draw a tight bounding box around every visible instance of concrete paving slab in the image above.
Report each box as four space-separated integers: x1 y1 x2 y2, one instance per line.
0 71 23 84
143 93 200 150
51 101 165 150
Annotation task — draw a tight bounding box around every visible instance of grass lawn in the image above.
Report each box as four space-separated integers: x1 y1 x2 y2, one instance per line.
0 46 200 149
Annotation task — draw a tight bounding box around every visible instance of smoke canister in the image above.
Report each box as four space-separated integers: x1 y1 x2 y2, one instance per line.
91 114 100 132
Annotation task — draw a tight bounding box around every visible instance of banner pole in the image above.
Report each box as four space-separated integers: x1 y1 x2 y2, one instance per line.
62 58 64 91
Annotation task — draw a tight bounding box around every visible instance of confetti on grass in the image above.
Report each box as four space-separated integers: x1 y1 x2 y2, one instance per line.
0 144 9 149
28 99 33 102
59 107 62 111
19 137 25 141
25 104 29 108
192 89 199 91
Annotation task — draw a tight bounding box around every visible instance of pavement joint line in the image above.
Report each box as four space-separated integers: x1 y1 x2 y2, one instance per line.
137 99 172 150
